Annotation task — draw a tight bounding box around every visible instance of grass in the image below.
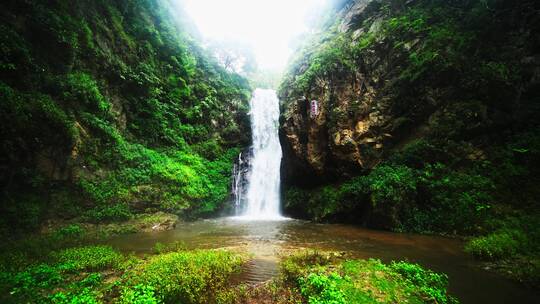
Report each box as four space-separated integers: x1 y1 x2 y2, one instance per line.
51 245 123 272
464 228 527 260
463 215 540 286
45 212 179 239
119 250 245 303
280 251 457 304
0 244 246 304
1 245 120 303
296 252 456 304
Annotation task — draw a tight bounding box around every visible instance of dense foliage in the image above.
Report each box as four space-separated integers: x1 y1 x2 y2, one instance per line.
280 251 457 304
120 250 243 303
0 0 252 234
0 243 244 304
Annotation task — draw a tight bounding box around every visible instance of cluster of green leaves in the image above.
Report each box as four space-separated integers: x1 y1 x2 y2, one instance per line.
465 228 527 260
281 250 337 283
51 245 123 272
61 72 110 115
465 212 540 259
0 245 122 303
292 32 356 93
0 81 79 233
118 284 160 304
153 241 187 254
51 224 86 240
390 261 452 303
81 204 133 223
119 250 244 303
77 142 240 217
299 272 347 304
281 251 457 304
463 212 540 285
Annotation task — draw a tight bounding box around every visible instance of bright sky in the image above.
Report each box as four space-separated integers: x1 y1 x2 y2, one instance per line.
181 0 327 70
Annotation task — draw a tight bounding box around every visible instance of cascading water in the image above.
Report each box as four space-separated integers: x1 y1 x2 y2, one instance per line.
235 88 284 219
232 151 250 212
232 153 243 210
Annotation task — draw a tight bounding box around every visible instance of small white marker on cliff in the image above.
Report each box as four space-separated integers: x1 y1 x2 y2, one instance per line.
310 99 319 118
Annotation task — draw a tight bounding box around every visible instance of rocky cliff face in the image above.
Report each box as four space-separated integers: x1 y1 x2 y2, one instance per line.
278 0 540 229
279 0 540 185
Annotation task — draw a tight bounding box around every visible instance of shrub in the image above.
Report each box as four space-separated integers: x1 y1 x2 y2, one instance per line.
52 245 123 272
8 264 62 300
390 261 452 304
367 165 417 207
464 228 528 260
119 284 160 304
119 250 244 303
52 224 86 240
299 272 347 304
281 251 336 283
61 72 110 115
280 252 457 304
82 204 133 223
410 163 493 233
153 241 187 254
49 288 100 304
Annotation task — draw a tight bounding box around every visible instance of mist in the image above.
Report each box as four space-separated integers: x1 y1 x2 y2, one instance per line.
180 0 328 71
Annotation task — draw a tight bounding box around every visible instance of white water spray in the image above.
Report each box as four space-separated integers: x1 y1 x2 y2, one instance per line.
239 88 284 220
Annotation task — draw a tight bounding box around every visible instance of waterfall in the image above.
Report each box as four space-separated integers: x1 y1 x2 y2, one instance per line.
232 151 249 213
232 153 242 210
236 88 284 219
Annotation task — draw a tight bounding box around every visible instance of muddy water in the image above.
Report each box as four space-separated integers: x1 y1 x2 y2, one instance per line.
105 218 537 303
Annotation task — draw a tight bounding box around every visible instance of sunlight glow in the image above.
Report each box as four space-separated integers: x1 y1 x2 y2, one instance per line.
180 0 327 70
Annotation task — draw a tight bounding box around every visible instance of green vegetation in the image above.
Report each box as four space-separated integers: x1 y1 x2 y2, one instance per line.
464 214 540 286
282 0 525 97
52 245 123 272
280 251 457 304
0 244 245 304
465 228 527 260
0 245 122 303
0 243 460 304
0 0 252 235
286 153 493 234
120 250 244 303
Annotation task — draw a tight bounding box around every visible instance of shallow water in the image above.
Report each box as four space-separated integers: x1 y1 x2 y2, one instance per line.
105 218 538 303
